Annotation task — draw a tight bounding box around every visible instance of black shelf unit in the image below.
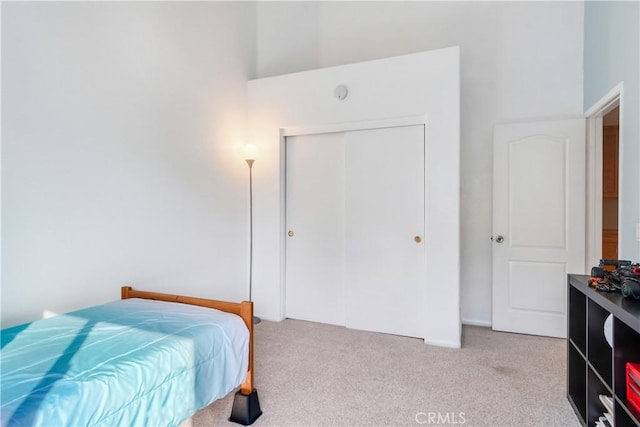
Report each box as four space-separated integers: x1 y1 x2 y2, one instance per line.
568 274 640 426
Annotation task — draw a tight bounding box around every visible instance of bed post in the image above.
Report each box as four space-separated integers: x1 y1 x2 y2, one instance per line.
121 286 132 300
229 301 262 425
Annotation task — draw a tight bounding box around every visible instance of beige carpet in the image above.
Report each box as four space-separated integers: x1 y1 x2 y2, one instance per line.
192 320 580 426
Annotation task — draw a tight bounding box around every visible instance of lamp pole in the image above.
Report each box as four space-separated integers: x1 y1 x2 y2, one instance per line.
246 158 261 324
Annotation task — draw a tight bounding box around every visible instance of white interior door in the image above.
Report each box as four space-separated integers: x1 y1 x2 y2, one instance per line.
285 132 346 326
492 118 585 338
345 126 426 338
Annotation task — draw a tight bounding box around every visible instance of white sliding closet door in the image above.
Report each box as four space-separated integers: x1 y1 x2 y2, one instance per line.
285 132 346 326
345 126 426 338
285 125 426 338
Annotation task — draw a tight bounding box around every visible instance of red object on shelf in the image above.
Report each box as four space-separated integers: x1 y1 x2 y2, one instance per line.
628 362 640 413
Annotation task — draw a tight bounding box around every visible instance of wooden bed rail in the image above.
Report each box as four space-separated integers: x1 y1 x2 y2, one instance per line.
121 286 254 395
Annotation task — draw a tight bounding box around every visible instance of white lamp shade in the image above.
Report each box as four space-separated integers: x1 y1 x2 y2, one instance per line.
242 144 258 161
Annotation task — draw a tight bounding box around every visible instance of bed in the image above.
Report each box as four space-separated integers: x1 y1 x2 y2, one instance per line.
0 286 262 426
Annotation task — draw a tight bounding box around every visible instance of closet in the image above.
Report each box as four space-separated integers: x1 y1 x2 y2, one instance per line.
285 125 426 338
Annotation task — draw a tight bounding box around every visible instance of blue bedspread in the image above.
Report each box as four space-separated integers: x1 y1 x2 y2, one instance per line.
1 298 249 426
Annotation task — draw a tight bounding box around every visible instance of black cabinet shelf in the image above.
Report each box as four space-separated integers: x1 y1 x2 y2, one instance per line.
568 274 640 427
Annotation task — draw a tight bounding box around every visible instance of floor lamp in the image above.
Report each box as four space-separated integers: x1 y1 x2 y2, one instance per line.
245 147 261 325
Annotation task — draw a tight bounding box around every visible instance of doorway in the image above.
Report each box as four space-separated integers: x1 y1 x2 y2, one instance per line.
585 83 623 268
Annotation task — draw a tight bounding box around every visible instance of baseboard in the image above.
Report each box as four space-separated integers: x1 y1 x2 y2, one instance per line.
253 314 283 323
423 337 461 349
462 318 492 327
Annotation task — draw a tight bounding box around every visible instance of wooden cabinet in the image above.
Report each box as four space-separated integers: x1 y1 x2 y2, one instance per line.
602 125 619 260
603 126 619 199
603 229 619 260
567 275 640 426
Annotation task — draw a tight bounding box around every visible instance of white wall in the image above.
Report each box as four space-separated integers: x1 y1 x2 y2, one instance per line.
1 2 256 327
1 1 585 330
584 1 640 260
249 48 461 347
256 1 584 325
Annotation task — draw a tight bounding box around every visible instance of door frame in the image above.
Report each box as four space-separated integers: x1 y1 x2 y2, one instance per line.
584 82 624 268
278 114 428 322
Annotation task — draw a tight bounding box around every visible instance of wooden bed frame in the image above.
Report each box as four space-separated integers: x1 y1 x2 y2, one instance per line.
121 286 262 425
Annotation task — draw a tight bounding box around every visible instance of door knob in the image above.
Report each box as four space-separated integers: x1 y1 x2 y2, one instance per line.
288 230 294 237
414 236 422 243
495 235 504 243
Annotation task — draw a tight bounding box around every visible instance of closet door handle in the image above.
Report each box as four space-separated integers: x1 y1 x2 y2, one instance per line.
414 236 422 243
288 230 294 237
